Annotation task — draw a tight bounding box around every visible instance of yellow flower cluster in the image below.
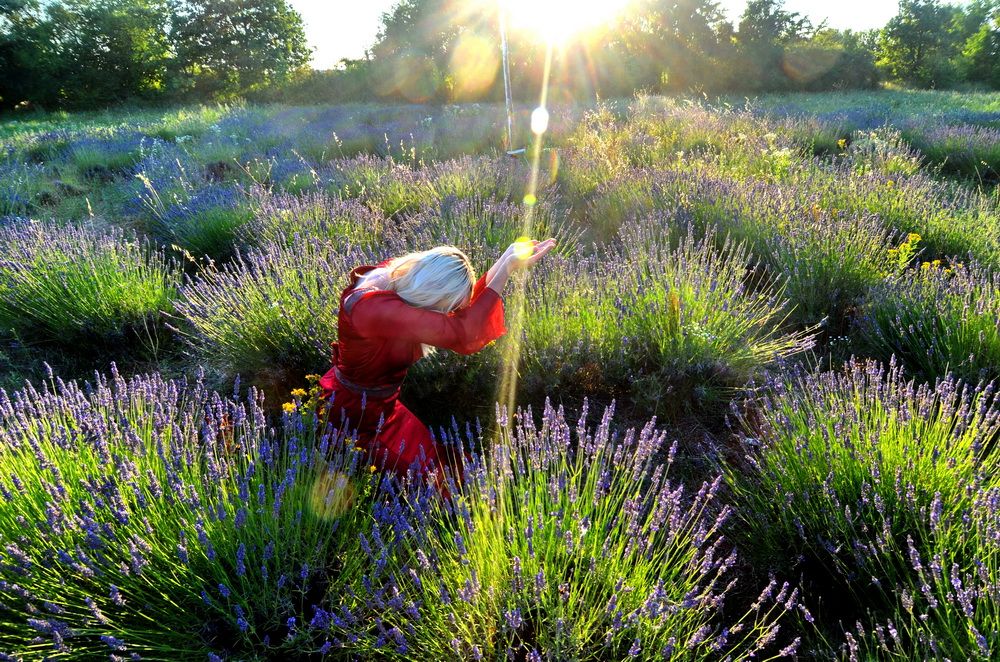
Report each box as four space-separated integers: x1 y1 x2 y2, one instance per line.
888 233 920 269
837 138 847 150
283 375 325 419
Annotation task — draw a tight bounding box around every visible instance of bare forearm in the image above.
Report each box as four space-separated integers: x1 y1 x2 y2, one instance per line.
486 256 513 296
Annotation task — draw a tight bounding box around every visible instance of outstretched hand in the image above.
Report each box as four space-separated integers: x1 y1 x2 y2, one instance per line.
486 238 557 296
505 238 557 271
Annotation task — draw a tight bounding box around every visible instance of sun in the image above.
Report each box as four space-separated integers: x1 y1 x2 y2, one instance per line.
501 0 634 44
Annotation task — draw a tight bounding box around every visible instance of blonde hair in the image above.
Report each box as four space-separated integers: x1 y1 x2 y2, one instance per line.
386 246 475 313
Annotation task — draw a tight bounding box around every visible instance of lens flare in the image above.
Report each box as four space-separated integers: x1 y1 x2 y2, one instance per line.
309 468 356 520
530 106 549 135
497 41 556 419
501 0 633 44
449 33 500 100
512 236 534 260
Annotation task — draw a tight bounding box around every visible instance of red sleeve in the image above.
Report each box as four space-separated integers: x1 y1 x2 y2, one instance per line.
351 275 506 355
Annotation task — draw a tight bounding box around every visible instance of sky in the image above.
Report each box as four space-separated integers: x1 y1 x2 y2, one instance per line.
292 0 902 70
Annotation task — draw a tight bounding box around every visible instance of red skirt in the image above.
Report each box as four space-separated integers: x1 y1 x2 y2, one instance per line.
318 363 460 493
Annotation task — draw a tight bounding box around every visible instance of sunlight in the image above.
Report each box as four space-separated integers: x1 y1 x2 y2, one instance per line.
500 0 633 44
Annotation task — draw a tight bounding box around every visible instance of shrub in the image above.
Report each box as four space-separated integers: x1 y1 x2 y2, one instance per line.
902 122 1000 181
839 127 924 179
381 400 805 659
855 260 1000 384
68 134 153 180
0 367 405 659
519 225 815 414
326 154 531 220
584 171 907 329
174 235 378 380
409 196 576 274
246 192 391 253
0 221 180 349
149 184 256 261
0 162 57 217
727 357 1000 655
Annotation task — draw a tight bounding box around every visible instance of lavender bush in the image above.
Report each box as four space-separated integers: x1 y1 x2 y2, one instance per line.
727 357 1000 656
409 196 576 273
0 366 409 659
856 260 1000 383
175 235 378 380
518 225 815 413
902 122 1000 180
326 154 531 220
148 184 256 261
380 400 804 659
245 192 392 253
583 170 908 328
0 221 179 349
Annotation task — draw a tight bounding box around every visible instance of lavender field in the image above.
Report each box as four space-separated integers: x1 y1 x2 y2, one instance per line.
1 90 999 660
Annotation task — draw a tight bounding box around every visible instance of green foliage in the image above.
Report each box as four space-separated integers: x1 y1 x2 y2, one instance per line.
518 228 815 413
960 5 1000 87
0 0 309 110
876 0 966 87
174 236 368 380
0 221 180 350
167 0 310 100
0 368 389 659
856 259 1000 384
52 0 172 108
727 357 1000 658
389 402 801 659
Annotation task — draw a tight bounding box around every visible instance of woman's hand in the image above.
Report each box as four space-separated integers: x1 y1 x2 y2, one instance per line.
506 238 557 271
487 238 556 296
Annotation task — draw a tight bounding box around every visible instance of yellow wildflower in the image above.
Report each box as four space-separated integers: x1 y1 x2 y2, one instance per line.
932 259 942 267
837 138 847 149
921 261 931 270
886 180 895 187
290 388 307 397
282 402 297 413
369 465 377 473
907 233 921 243
888 248 899 257
305 374 321 383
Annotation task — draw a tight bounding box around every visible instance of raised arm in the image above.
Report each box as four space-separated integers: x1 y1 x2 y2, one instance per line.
351 239 556 355
485 238 557 296
351 287 506 355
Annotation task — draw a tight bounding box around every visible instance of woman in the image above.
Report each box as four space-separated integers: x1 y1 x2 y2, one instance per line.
318 238 556 492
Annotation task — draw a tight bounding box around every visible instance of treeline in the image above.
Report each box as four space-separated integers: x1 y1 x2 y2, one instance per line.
2 0 1000 111
0 0 310 110
273 0 1000 105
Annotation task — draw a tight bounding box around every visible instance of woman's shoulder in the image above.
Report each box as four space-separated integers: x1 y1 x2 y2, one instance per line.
343 271 399 315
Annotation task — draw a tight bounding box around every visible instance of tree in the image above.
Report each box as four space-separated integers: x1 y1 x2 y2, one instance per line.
51 0 172 108
960 1 1000 86
617 0 734 93
876 0 962 87
0 0 61 109
735 0 814 91
783 28 879 91
168 0 311 99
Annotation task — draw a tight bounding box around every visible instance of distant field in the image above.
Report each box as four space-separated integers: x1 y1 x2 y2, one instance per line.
0 91 999 659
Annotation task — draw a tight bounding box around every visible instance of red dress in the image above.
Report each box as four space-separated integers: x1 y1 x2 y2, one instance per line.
318 261 506 488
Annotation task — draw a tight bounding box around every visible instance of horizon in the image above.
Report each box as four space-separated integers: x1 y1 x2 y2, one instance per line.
294 0 907 70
